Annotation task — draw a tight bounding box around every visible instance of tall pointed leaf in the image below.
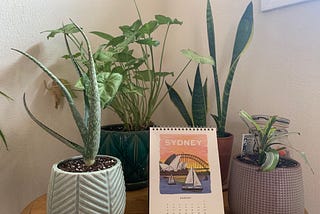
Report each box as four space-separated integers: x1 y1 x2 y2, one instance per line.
191 65 207 127
220 2 253 135
206 0 221 132
166 82 193 126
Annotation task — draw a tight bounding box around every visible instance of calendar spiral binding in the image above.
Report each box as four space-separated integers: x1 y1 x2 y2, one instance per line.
150 126 216 132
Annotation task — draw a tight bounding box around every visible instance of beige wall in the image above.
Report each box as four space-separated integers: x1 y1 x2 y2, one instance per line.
0 0 319 213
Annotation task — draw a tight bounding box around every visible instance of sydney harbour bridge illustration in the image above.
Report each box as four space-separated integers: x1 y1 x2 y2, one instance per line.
159 153 210 176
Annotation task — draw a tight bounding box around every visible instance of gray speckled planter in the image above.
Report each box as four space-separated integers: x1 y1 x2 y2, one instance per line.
47 155 126 214
228 155 304 214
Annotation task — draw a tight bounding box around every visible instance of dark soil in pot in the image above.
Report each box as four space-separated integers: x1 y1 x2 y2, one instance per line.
58 156 117 173
237 153 299 168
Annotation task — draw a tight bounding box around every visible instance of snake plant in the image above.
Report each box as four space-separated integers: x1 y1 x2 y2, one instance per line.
207 0 254 137
240 110 313 173
12 21 122 166
166 64 208 127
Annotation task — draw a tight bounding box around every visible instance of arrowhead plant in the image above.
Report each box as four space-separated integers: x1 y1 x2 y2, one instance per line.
12 21 122 166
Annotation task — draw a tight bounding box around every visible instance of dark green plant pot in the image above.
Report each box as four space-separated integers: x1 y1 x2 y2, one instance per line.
99 124 149 190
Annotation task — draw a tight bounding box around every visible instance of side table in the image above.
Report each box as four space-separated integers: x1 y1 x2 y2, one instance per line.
21 189 307 213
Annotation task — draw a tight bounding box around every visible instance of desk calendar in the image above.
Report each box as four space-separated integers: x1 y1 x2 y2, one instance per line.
149 127 224 214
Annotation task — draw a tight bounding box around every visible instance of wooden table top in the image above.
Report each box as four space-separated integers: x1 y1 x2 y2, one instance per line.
21 188 229 214
21 188 307 214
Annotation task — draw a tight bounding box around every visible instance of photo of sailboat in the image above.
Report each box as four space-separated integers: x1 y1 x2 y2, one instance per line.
182 167 203 191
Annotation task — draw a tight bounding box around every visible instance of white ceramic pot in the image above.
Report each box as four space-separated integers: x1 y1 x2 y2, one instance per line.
47 155 126 214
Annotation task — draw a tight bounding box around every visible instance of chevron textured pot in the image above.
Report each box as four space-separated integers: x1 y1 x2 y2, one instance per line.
228 155 304 214
99 124 149 190
47 155 126 214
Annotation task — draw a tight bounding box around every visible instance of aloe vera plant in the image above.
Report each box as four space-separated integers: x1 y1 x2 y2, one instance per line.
12 21 122 166
240 110 313 172
207 0 254 137
166 64 208 127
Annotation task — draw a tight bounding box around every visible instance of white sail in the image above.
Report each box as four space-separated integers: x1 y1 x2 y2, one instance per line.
185 168 195 184
182 167 203 190
193 170 202 187
168 175 176 185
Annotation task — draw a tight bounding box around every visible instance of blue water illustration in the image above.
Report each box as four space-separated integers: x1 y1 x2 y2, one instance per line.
160 174 211 194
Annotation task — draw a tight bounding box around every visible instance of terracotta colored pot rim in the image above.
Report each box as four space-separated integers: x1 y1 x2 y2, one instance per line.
217 132 233 139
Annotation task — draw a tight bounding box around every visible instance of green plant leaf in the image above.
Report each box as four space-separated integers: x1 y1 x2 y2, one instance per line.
139 20 158 35
203 78 208 113
155 15 183 25
191 65 207 127
155 15 173 24
11 48 88 138
94 49 115 62
97 72 123 108
91 31 114 41
239 110 263 133
113 52 135 62
206 0 216 66
166 82 193 126
44 23 80 39
136 38 160 46
181 49 214 65
22 94 84 154
231 2 254 64
108 35 125 46
119 19 142 34
261 149 279 172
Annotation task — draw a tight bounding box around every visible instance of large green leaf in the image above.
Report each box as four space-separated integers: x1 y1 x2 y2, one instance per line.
206 0 216 65
191 65 207 127
166 82 193 126
139 20 158 35
231 2 254 64
181 49 214 65
91 31 114 41
97 72 123 108
155 15 183 25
